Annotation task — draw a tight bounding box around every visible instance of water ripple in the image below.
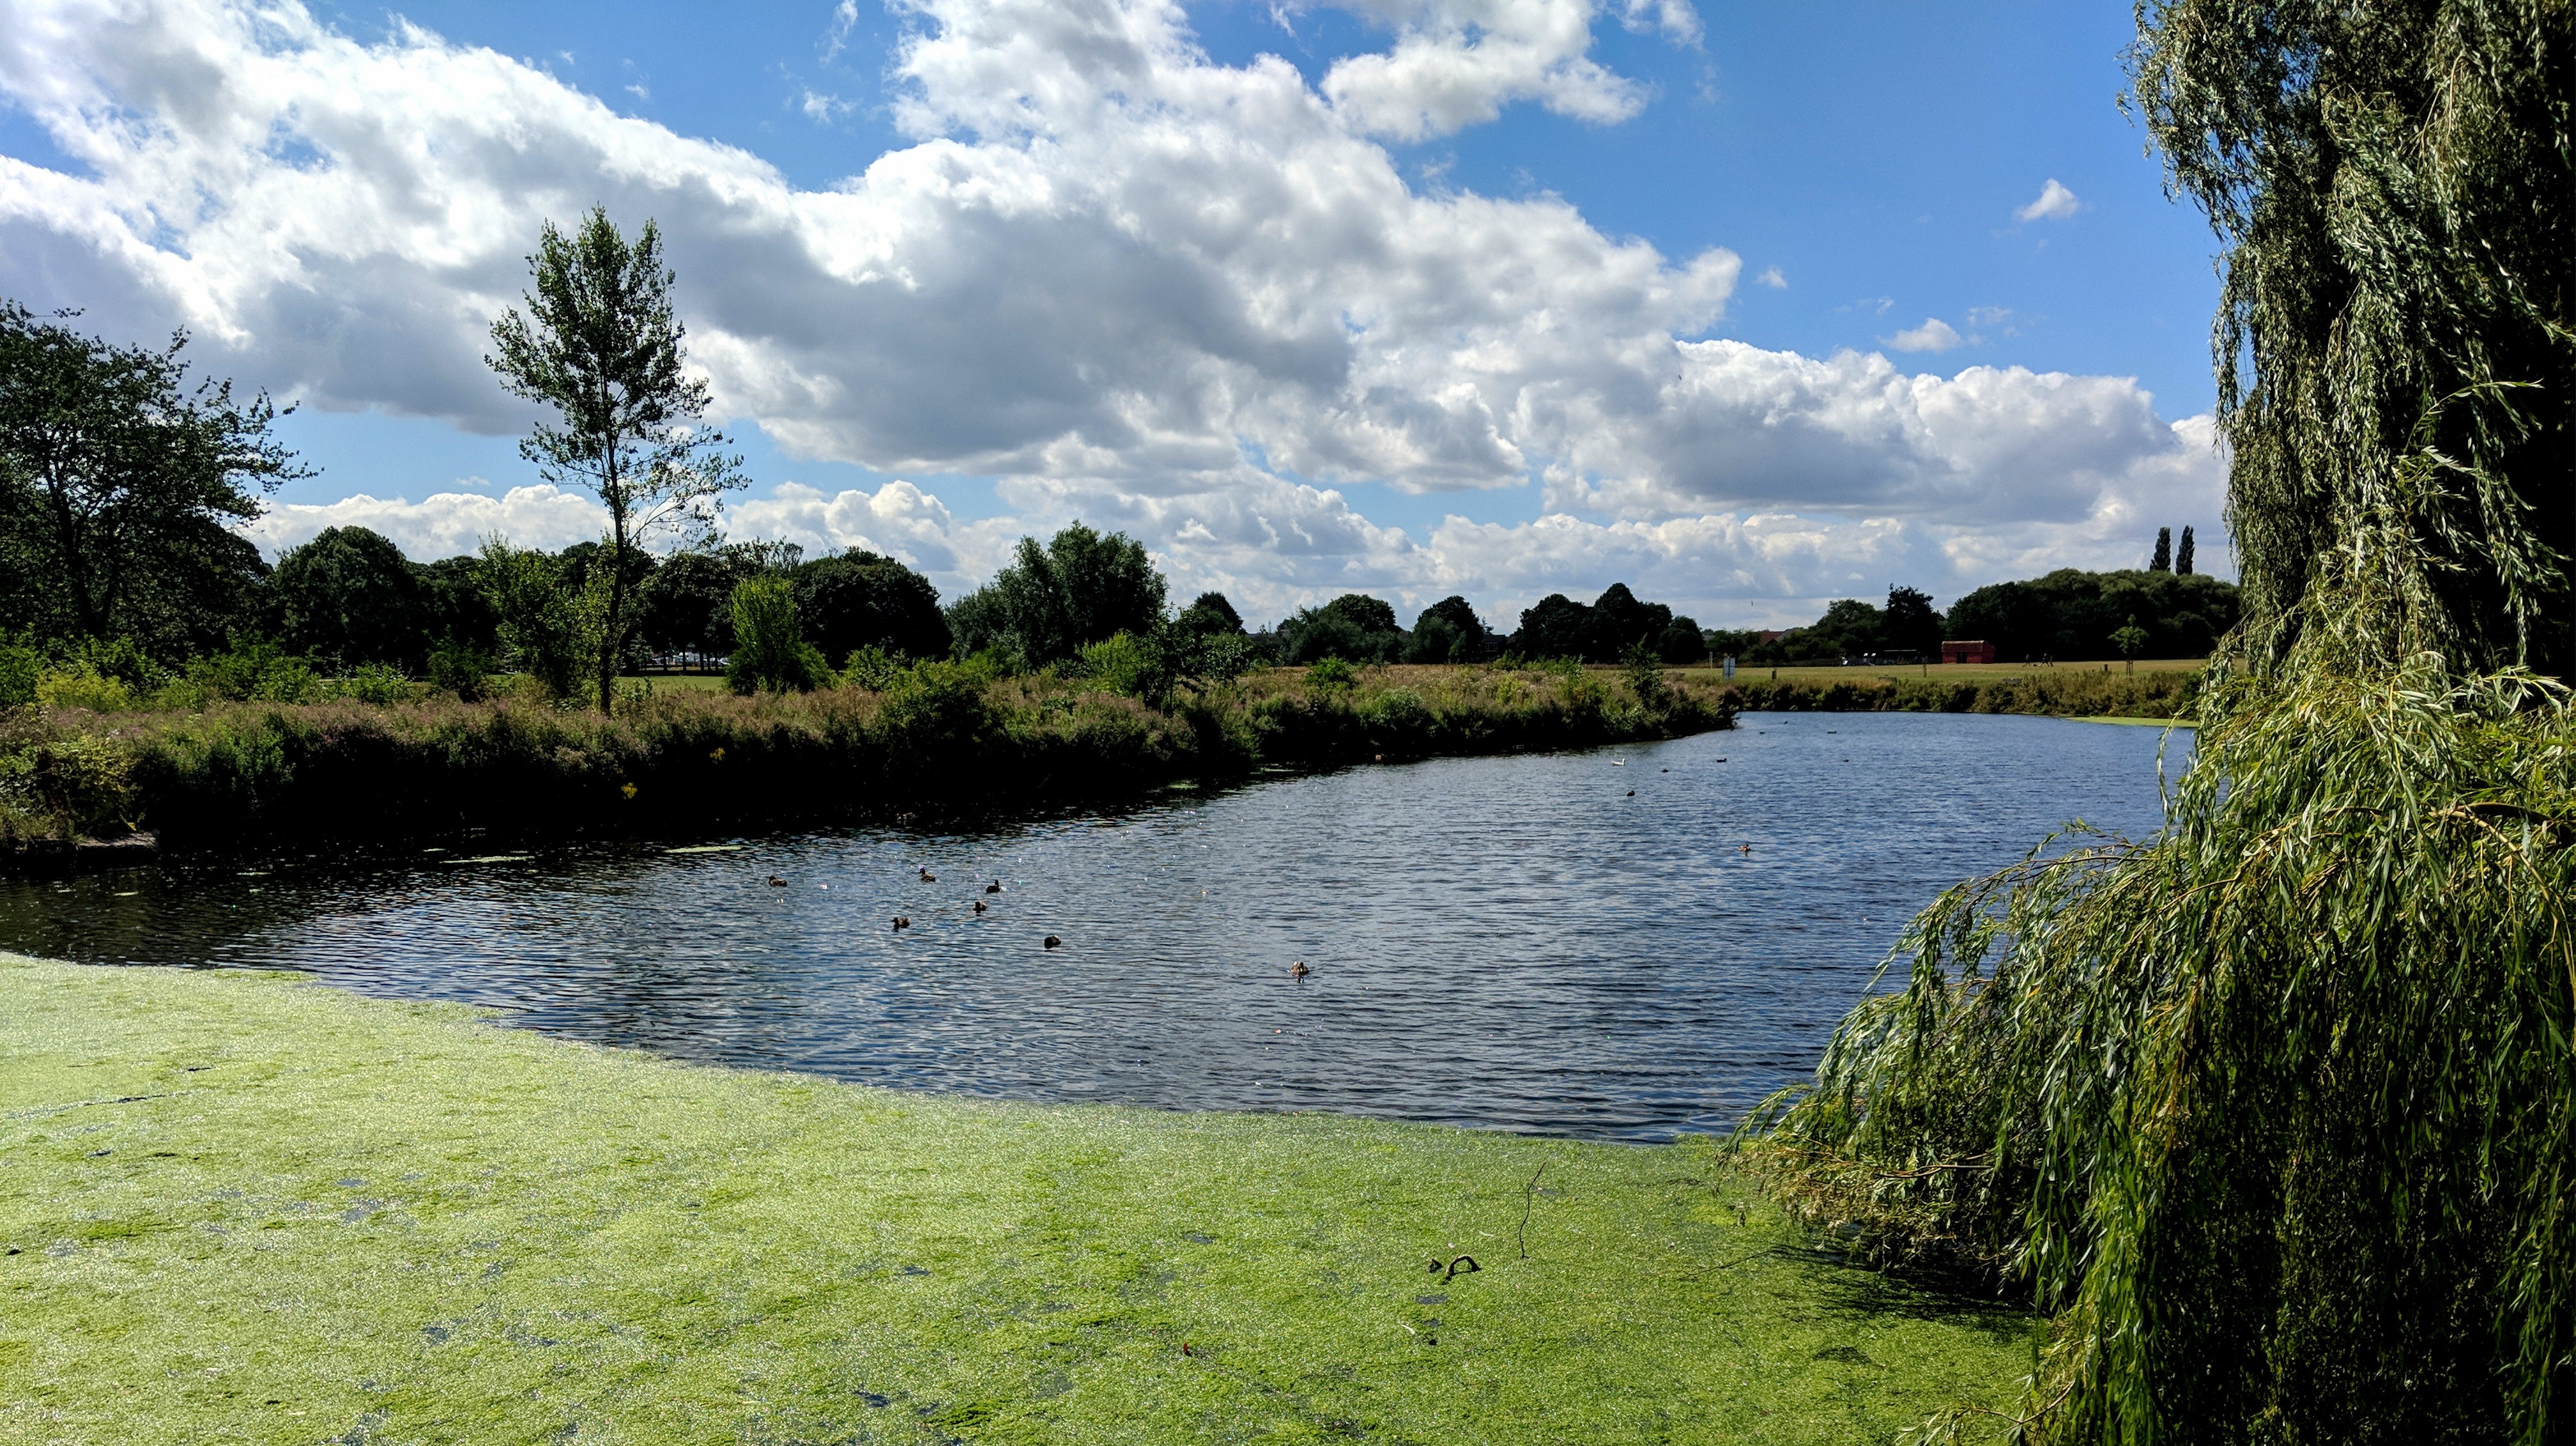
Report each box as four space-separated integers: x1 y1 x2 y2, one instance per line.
0 711 2189 1141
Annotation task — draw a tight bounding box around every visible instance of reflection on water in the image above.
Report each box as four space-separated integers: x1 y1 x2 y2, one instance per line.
0 712 2189 1141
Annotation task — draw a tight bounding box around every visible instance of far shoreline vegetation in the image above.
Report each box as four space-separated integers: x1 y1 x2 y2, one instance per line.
1 235 2221 863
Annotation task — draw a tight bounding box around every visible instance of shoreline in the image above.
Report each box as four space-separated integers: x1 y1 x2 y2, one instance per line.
3 951 2035 1441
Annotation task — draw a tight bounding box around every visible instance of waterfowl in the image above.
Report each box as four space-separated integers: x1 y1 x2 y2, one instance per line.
985 880 1002 893
1043 935 1062 950
1625 789 1635 797
972 900 988 914
766 875 787 887
1291 960 1310 978
1739 843 1753 855
918 868 936 882
893 916 911 930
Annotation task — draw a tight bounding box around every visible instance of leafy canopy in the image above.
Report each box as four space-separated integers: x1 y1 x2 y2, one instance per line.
0 302 300 655
487 210 742 710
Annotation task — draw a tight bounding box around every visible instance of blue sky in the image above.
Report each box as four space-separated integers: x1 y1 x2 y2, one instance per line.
0 1 2227 626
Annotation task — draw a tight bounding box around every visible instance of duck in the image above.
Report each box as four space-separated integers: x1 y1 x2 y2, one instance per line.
893 916 911 930
1291 960 1310 978
918 868 936 882
766 875 788 888
1043 934 1062 950
972 899 988 914
1739 843 1753 856
985 880 1002 894
1625 789 1635 797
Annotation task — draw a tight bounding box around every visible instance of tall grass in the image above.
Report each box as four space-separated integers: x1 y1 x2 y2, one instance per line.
1 660 1731 854
1722 668 2199 719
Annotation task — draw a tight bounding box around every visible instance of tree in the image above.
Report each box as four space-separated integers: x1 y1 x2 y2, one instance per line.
1583 583 1672 662
486 210 744 712
2175 524 2196 576
1758 8 2576 1442
1881 585 1943 656
2134 0 2572 673
636 550 745 665
1417 595 1485 647
944 523 1165 665
477 539 588 700
1656 615 1707 664
417 555 501 655
1173 590 1245 637
1513 594 1590 660
1278 594 1402 664
724 574 829 694
2148 525 2172 572
792 550 949 664
2109 615 2148 672
0 302 300 654
269 527 429 671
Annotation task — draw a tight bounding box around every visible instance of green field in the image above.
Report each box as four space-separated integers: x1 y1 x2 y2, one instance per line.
1 954 2039 1443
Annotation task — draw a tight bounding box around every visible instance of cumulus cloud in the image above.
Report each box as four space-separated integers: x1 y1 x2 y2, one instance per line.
1882 318 1962 353
1321 1 1659 141
241 484 609 559
0 0 2222 624
2016 178 2079 222
1754 264 1786 289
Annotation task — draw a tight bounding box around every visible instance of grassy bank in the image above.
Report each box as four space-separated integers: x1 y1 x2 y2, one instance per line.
1719 666 2202 719
0 661 1731 858
1 955 2037 1443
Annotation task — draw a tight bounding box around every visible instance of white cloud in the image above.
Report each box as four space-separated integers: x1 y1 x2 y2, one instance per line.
241 484 609 559
1320 1 1659 141
1882 318 1962 353
1754 264 1785 289
0 0 2223 626
799 88 855 122
823 0 860 60
2015 178 2078 222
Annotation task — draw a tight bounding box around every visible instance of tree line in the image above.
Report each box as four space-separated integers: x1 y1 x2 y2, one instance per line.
1713 562 2240 667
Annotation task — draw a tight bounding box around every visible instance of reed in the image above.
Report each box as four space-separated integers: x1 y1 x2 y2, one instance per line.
1 661 1731 856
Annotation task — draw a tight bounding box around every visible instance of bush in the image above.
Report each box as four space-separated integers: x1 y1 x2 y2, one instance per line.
328 663 412 705
724 575 831 695
36 663 134 712
1073 632 1154 697
0 639 36 709
1305 657 1357 695
427 640 493 701
839 645 906 691
185 640 322 704
480 541 590 702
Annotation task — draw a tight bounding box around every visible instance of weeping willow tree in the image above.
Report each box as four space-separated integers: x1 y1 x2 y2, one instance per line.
1746 4 2574 1442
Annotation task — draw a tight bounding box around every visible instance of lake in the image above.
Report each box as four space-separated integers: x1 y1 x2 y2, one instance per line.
0 711 2190 1141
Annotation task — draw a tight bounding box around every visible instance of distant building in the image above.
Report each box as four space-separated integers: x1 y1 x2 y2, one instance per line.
1942 639 1997 665
1754 629 1787 643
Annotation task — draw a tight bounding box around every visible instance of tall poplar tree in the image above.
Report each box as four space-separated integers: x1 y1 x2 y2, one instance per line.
487 210 742 712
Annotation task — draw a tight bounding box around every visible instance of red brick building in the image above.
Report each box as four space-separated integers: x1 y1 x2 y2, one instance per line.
1942 639 1997 665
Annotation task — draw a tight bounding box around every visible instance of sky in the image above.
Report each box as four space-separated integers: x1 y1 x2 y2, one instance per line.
0 0 2230 629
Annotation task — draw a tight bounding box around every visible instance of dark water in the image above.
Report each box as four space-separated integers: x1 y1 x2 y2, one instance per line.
0 712 2189 1141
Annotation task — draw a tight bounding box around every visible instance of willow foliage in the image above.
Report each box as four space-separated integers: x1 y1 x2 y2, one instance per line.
2130 0 2573 670
1747 3 2576 1441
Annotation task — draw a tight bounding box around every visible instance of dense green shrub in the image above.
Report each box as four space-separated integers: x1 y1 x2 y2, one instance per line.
724 576 831 695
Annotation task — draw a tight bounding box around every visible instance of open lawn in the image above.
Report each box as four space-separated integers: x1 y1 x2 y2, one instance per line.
1 954 2039 1443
